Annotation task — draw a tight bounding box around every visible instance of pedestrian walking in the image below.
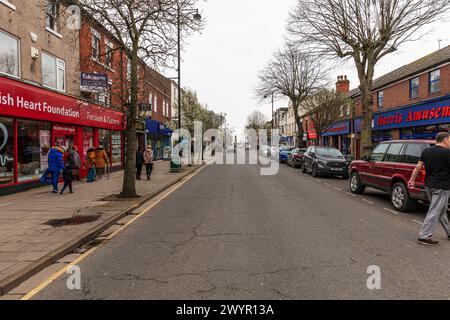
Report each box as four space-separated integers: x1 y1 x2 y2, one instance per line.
60 164 74 194
85 148 96 182
94 145 109 180
143 145 154 180
68 145 81 181
46 146 65 193
409 132 450 246
136 146 144 180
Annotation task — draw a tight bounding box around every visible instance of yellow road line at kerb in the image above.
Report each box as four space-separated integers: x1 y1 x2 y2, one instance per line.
21 165 207 300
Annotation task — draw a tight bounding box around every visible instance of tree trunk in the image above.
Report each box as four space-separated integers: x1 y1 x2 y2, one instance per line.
120 50 139 198
292 101 304 148
360 85 373 157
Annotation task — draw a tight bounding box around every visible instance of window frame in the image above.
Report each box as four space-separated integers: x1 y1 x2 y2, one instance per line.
377 90 384 110
0 29 20 78
41 51 66 92
429 69 440 94
382 143 404 163
45 0 60 34
409 77 420 99
368 143 389 162
91 34 101 61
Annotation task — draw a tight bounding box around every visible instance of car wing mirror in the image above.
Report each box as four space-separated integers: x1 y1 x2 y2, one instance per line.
361 155 369 161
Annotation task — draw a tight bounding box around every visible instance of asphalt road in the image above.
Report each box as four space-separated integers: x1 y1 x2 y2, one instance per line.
33 162 450 299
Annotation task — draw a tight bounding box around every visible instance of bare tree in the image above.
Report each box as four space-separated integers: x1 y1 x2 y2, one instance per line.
246 110 268 132
256 44 328 147
288 0 450 156
66 0 203 197
302 89 350 144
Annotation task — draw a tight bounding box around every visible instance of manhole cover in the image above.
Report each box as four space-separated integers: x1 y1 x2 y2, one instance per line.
43 215 101 227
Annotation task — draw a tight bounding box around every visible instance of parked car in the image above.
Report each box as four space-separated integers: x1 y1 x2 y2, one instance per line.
302 146 350 179
287 148 306 168
279 146 294 163
349 140 434 212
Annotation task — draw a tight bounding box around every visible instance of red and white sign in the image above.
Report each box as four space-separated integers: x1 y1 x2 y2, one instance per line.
53 124 76 135
0 76 124 130
307 121 317 140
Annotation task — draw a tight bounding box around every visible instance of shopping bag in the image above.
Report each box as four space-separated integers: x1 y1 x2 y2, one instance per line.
40 169 52 184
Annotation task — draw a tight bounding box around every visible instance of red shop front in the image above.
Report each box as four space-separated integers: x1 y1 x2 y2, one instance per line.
0 76 125 194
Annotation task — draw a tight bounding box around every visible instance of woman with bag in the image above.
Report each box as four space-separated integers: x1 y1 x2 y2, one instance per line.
143 145 154 180
85 148 96 182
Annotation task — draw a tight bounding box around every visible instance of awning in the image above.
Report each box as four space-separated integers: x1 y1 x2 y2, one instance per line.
145 119 160 135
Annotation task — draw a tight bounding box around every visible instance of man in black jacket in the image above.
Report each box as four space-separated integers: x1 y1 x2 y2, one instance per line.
136 146 144 180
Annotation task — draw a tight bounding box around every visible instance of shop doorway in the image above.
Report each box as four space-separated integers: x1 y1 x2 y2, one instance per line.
53 124 76 150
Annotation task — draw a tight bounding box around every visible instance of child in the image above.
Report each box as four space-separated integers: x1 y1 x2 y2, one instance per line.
60 165 74 194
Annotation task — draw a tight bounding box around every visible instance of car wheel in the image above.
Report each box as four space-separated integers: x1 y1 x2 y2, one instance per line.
301 162 307 173
391 182 417 212
311 164 318 177
350 172 365 194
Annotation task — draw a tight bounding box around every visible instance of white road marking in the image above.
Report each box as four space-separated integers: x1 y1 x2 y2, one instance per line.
413 220 424 225
324 183 332 187
384 208 400 215
346 192 356 197
334 187 343 191
362 199 375 205
34 193 50 198
0 203 13 207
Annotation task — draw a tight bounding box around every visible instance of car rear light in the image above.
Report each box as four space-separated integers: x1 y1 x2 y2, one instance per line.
417 169 426 184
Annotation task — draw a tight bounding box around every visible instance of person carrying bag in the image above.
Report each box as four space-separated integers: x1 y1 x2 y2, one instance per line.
143 145 154 180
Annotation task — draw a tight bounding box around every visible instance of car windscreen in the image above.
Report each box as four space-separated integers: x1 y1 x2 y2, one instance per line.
315 147 343 158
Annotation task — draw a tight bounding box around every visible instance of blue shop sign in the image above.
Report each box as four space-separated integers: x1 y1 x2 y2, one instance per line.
146 119 160 135
322 121 350 137
354 117 361 133
374 96 450 130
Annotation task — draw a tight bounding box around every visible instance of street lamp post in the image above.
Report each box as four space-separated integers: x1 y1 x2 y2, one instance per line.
171 3 201 172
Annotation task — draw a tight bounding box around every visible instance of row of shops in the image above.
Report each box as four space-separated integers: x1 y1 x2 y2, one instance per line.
0 76 172 194
306 95 450 159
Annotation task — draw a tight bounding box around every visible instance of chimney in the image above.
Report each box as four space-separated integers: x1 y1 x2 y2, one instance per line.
336 75 350 94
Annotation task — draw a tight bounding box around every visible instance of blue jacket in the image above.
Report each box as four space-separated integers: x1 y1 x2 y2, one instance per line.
48 148 65 172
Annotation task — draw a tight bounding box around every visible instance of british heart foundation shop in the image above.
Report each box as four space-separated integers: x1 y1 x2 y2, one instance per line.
0 76 125 194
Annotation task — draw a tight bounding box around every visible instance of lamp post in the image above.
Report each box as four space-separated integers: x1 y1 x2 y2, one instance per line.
172 3 201 172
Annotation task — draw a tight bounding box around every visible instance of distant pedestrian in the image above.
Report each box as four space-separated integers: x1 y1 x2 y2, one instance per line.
68 145 81 181
46 146 65 193
85 148 96 182
143 145 154 180
409 132 450 246
136 146 144 180
95 145 109 180
60 164 74 194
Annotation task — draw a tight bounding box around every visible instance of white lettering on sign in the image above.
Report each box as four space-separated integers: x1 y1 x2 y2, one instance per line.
86 113 121 126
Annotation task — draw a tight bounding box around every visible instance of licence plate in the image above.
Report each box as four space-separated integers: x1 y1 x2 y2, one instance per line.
330 168 343 171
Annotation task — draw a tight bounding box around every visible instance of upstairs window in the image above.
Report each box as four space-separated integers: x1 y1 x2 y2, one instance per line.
105 41 113 68
0 30 19 77
409 77 419 99
377 90 384 110
91 29 101 61
45 1 59 33
42 52 65 92
429 69 440 94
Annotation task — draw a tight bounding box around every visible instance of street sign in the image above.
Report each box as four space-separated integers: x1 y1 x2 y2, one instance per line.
80 73 108 93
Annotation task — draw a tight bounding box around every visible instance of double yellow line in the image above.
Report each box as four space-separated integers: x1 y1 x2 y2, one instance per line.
21 166 206 300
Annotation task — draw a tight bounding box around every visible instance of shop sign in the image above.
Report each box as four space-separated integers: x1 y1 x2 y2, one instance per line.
307 121 317 139
80 73 108 93
374 97 450 130
0 76 124 130
322 121 350 137
53 124 76 135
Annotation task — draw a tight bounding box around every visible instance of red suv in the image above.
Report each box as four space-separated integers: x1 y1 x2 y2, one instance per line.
349 140 434 212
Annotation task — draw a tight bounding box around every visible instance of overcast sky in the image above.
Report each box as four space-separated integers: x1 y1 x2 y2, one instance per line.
180 0 450 140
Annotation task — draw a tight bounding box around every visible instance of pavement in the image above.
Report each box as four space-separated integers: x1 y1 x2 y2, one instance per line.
25 161 450 300
0 160 202 296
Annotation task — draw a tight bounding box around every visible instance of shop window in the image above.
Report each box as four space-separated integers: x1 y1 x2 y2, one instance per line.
42 52 65 92
438 124 450 133
429 69 440 94
111 131 122 165
409 77 419 99
82 127 94 160
0 30 19 77
45 0 59 33
99 129 111 158
400 128 414 138
17 120 51 182
377 90 384 110
384 143 403 163
0 118 14 185
415 125 436 135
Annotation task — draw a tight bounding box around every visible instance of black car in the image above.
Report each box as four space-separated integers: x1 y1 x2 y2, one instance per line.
302 146 350 179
